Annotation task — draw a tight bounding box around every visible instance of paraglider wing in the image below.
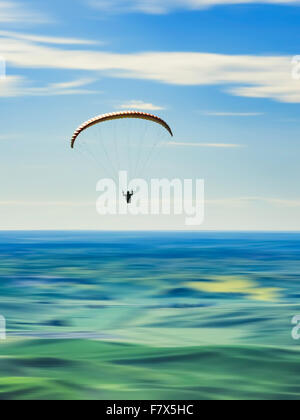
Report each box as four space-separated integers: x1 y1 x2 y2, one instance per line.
71 111 173 148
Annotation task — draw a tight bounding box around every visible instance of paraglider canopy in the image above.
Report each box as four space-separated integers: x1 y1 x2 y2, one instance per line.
70 110 173 181
71 111 173 149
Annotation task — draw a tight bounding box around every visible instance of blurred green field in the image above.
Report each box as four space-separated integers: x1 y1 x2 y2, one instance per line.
1 339 300 400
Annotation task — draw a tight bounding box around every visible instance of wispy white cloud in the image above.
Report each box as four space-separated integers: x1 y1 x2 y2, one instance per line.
0 76 98 97
0 30 99 45
0 32 299 102
168 141 244 148
207 196 300 208
258 197 300 207
0 200 93 207
89 0 171 14
117 100 165 111
2 196 300 209
0 1 48 24
203 111 264 117
90 0 300 14
50 78 97 90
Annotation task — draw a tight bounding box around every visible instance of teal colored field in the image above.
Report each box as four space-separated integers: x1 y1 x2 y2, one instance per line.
0 232 299 400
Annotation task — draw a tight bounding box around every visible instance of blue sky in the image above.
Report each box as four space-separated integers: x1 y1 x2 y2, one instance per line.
1 0 300 230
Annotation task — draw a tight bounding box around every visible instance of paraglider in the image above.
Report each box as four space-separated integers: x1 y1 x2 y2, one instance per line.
70 110 173 204
123 190 134 204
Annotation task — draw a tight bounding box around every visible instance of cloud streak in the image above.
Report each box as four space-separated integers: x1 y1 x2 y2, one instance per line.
118 100 165 110
0 1 48 24
0 30 99 45
90 0 300 14
203 111 264 117
0 200 93 207
0 31 299 102
2 196 300 209
206 196 300 208
0 76 98 97
168 141 243 148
